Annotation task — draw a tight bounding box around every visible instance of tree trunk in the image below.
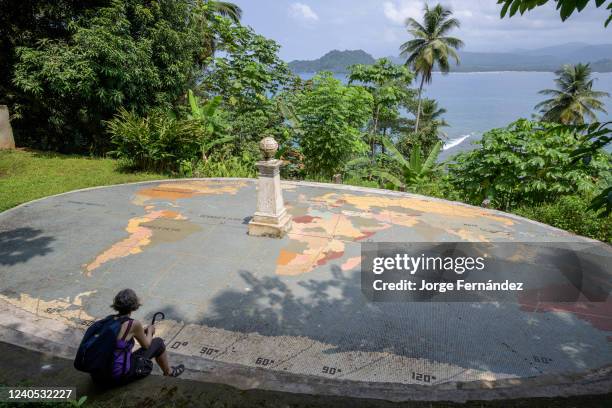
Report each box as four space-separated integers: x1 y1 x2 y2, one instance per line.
371 105 381 162
414 75 426 134
381 127 386 155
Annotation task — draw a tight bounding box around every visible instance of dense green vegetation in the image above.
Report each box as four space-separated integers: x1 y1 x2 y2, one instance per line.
515 195 612 243
4 1 233 153
1 1 610 241
448 120 610 209
287 73 373 179
348 59 416 155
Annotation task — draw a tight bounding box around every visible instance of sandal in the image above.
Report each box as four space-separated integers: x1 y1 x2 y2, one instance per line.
166 364 185 378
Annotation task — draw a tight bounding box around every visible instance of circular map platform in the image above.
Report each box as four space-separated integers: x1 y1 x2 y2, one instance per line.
1 179 611 401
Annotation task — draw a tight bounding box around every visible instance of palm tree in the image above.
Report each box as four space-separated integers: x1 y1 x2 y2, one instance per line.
401 99 448 155
535 63 610 125
207 0 242 23
415 99 448 136
400 4 463 134
343 140 443 191
198 1 242 63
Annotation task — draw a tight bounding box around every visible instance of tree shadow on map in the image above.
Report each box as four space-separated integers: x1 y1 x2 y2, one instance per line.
0 227 55 266
199 266 604 378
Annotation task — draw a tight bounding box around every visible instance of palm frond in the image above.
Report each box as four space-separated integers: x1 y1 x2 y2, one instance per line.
437 18 461 36
535 63 609 124
208 0 242 23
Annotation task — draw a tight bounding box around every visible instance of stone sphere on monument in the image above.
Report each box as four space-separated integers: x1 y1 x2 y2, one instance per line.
259 136 278 161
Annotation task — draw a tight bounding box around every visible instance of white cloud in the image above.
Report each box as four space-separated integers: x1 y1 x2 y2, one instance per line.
382 27 400 43
289 3 319 22
383 1 423 25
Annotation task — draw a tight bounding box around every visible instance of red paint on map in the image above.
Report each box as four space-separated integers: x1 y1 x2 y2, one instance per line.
293 215 319 223
341 256 362 271
519 284 612 332
316 250 344 266
356 231 377 241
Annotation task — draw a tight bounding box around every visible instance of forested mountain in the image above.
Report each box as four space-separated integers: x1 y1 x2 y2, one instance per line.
288 50 376 73
289 43 612 73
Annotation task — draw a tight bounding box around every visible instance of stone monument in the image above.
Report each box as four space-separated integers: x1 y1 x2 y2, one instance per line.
0 105 16 150
248 137 292 238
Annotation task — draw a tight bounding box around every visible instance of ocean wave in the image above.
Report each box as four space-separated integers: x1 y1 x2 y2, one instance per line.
443 134 471 151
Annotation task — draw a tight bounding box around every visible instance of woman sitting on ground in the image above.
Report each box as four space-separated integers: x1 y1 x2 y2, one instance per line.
110 289 184 382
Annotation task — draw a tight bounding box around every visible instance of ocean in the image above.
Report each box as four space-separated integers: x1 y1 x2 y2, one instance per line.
298 71 612 159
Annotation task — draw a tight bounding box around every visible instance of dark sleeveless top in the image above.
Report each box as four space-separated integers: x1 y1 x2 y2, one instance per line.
112 318 134 379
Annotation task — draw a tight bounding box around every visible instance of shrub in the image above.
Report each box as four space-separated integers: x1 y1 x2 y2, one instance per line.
8 1 220 153
107 109 205 172
448 119 610 210
342 177 380 189
514 195 612 243
292 72 372 180
193 155 256 178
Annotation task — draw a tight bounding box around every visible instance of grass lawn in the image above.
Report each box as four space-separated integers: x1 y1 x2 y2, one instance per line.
0 149 167 212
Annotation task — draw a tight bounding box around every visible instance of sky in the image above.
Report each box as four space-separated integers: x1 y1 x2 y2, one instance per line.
233 0 611 61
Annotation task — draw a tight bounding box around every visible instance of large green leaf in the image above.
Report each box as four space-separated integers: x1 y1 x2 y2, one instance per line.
421 141 442 173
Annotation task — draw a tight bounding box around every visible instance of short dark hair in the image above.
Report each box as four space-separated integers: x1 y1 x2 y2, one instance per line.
111 289 141 315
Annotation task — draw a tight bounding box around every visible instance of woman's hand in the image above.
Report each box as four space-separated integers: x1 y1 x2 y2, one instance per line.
133 320 152 349
145 325 156 336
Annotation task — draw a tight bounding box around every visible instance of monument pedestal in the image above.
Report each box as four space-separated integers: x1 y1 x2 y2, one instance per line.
0 106 15 150
248 158 292 238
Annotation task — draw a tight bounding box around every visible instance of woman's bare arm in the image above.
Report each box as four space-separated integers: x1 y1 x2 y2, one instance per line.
132 320 152 349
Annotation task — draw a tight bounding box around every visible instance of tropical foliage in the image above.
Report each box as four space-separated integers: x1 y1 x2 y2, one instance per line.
107 109 207 172
448 119 610 210
535 63 610 125
199 17 294 157
192 154 256 178
567 121 612 216
207 0 242 23
348 58 414 159
400 3 463 133
187 90 235 162
10 0 228 153
382 140 443 190
289 72 373 179
497 0 612 26
515 194 612 242
400 99 448 155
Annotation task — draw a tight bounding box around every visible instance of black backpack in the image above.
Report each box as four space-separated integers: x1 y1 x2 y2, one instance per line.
74 315 129 378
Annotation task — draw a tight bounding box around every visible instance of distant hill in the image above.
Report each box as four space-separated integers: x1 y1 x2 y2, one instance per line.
289 43 612 73
514 43 612 61
288 50 376 73
591 59 612 72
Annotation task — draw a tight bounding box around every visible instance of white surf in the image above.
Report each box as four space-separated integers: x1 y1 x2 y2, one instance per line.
443 134 471 151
